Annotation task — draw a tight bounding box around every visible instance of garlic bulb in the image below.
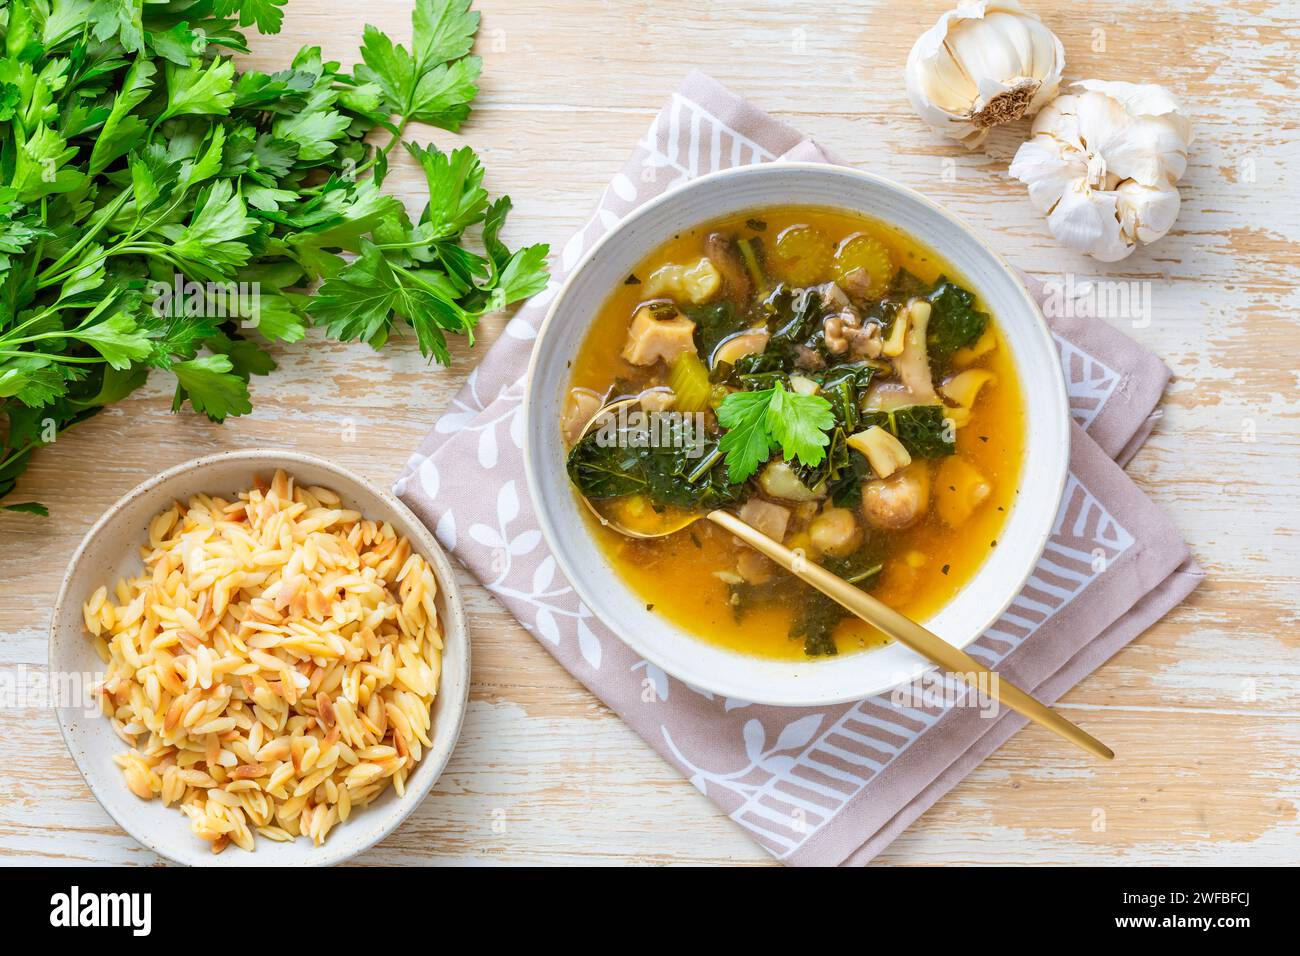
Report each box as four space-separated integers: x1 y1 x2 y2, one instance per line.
1009 80 1193 261
905 0 1066 149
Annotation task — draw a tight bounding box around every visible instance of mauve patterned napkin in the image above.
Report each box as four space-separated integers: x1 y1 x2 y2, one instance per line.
394 72 1204 865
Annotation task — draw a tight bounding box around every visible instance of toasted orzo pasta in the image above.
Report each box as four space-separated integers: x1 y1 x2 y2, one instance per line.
84 470 443 853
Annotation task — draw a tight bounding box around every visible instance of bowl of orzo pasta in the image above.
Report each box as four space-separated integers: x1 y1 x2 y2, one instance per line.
50 450 470 866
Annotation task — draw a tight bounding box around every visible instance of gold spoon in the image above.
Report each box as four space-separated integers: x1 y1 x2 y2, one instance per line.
575 399 1113 760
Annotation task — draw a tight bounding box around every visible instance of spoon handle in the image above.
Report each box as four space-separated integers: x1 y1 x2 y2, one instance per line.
708 510 1114 761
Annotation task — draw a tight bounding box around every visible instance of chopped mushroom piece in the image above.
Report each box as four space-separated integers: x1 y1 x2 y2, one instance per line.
758 460 826 502
823 308 882 359
823 313 850 355
894 299 938 403
621 305 698 366
841 267 874 302
820 282 851 311
793 343 825 370
788 374 820 396
704 232 751 303
736 549 775 585
637 387 676 414
713 328 770 366
849 322 883 359
737 498 791 544
861 464 930 531
562 388 604 446
847 426 912 479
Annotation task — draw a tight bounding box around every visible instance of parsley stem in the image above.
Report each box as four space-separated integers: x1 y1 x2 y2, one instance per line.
0 349 104 364
36 189 133 284
0 305 61 342
32 198 47 271
1 331 69 346
371 237 431 251
121 190 193 249
0 441 40 474
299 116 410 198
314 116 410 192
381 118 410 156
392 264 463 307
2 310 101 345
37 237 181 290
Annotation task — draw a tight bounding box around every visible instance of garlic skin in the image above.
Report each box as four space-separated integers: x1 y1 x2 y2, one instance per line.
905 0 1066 149
1010 80 1193 261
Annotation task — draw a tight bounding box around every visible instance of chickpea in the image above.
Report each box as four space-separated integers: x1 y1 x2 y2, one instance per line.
809 507 863 558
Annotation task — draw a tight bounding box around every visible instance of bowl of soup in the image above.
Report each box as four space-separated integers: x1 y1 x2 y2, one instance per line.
523 163 1069 705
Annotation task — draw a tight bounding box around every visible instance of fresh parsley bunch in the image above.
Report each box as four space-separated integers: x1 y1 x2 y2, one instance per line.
0 0 548 512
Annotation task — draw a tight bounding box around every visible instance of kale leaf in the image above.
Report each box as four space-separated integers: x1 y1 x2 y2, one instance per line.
685 300 745 363
792 543 886 656
860 405 956 460
728 537 885 658
925 277 989 371
566 420 744 512
762 283 824 363
790 593 844 657
792 362 875 491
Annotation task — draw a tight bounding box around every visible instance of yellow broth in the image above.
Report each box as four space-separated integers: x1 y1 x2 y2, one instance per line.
567 206 1026 660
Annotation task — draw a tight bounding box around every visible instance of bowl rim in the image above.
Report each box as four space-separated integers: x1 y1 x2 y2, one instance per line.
522 161 1070 705
50 448 471 866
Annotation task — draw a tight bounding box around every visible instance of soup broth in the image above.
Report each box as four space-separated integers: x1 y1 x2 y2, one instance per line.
565 206 1025 660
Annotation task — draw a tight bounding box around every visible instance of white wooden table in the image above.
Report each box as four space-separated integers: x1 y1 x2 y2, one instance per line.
2 0 1297 865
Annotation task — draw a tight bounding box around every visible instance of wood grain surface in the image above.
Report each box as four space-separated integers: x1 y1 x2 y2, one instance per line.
2 0 1297 866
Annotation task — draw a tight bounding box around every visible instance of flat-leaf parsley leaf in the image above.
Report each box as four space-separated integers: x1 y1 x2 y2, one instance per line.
717 385 834 483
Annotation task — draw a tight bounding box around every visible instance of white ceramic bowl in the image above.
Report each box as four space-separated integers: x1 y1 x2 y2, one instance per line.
51 450 470 866
523 163 1070 706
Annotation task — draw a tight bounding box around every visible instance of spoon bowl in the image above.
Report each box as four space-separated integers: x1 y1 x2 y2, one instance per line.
572 397 708 538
